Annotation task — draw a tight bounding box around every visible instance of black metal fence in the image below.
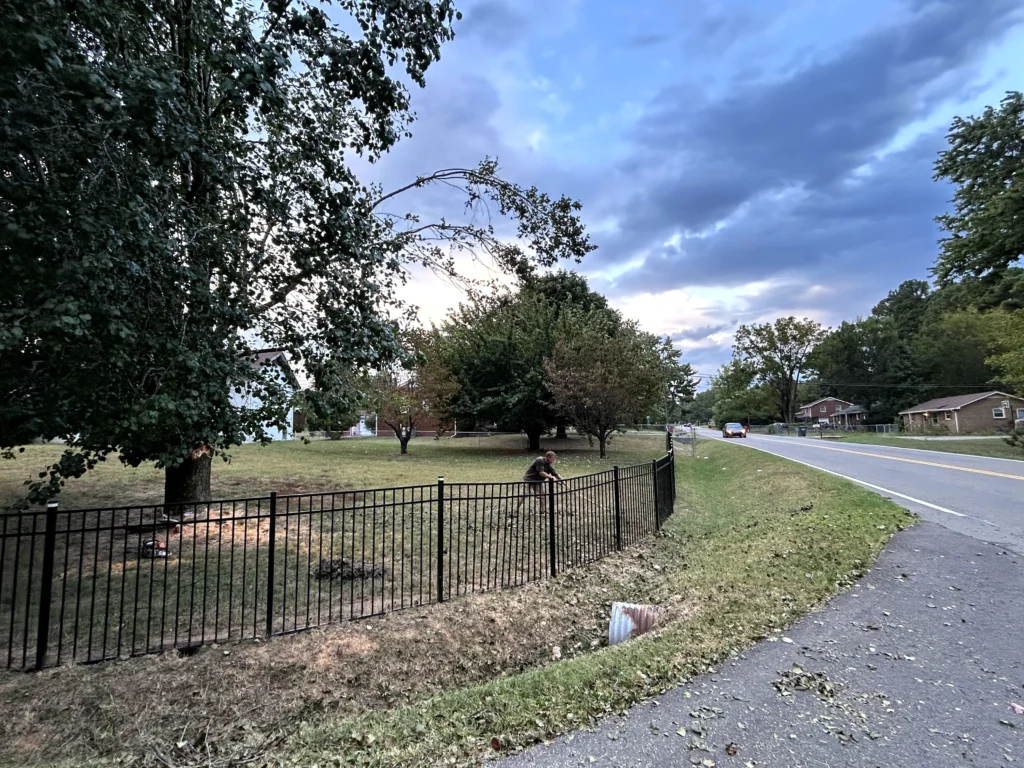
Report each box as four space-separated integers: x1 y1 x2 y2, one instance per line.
0 452 676 670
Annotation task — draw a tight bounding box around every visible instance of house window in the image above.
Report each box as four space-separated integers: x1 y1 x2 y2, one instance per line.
931 414 939 425
1017 408 1024 420
944 411 952 421
820 405 827 413
992 408 1006 419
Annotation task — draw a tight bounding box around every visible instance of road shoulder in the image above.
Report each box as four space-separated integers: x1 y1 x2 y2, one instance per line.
499 522 1024 768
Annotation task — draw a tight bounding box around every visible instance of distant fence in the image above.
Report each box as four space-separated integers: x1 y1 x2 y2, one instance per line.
0 453 676 670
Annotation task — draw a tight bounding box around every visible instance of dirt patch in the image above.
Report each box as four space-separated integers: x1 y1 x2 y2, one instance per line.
0 535 696 767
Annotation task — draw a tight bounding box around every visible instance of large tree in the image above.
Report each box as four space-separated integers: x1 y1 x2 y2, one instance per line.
545 312 663 458
732 317 827 424
0 0 593 507
933 91 1024 284
436 274 610 450
709 360 777 426
653 337 698 424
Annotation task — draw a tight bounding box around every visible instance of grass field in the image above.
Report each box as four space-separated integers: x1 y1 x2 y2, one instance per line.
789 431 1023 461
0 434 669 669
0 433 668 511
0 438 913 768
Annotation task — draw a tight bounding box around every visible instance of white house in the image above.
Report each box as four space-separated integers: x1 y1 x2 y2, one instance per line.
229 348 300 443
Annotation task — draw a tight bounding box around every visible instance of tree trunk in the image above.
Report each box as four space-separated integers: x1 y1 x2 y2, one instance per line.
598 433 608 459
525 426 542 452
164 451 212 509
555 421 567 440
399 436 410 454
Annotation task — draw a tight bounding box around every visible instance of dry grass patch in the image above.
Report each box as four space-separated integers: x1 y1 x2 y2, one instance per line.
0 533 693 767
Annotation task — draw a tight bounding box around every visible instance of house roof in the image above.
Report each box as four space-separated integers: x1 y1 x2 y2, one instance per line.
799 397 853 409
898 391 1020 415
247 348 300 388
833 405 867 415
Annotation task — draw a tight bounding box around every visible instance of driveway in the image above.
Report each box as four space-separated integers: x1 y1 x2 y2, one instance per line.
499 431 1024 768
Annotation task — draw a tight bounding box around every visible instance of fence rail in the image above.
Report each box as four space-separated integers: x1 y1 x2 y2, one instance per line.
0 452 676 670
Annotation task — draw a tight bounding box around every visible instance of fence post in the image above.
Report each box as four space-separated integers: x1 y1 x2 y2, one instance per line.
670 447 676 506
652 459 661 532
265 492 277 637
34 501 59 671
613 466 622 551
547 478 557 578
666 429 672 453
437 477 445 603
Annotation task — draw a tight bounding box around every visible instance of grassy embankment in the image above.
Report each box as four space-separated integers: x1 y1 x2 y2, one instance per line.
0 435 912 768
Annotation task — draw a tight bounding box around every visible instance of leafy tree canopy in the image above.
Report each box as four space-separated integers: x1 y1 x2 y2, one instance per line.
0 0 593 506
934 91 1024 284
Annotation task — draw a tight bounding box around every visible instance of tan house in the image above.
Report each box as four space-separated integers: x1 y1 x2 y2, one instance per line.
796 397 853 424
899 391 1024 434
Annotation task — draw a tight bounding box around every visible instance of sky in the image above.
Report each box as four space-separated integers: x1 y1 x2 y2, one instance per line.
362 0 1024 381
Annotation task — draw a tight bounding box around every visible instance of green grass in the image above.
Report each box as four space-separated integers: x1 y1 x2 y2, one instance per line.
0 434 668 669
280 443 911 767
1 433 667 511
810 432 1023 461
0 438 913 767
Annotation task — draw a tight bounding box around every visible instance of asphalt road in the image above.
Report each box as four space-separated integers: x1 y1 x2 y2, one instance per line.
500 432 1024 768
696 430 1024 555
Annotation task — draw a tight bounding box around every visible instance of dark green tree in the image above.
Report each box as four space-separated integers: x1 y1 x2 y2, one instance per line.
545 312 663 458
709 360 777 426
682 389 715 424
934 91 1024 283
732 317 827 424
871 280 931 338
436 275 611 450
0 0 593 507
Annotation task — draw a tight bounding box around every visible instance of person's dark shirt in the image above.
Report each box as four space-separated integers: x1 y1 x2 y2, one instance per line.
524 457 559 482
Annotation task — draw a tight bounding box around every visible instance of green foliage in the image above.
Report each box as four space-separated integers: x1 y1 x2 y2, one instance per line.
710 360 777 425
1006 428 1024 455
653 337 698 423
682 389 715 424
732 317 827 423
912 311 1005 396
435 273 615 448
934 91 1024 283
0 0 593 505
985 310 1024 394
810 316 919 422
545 312 664 457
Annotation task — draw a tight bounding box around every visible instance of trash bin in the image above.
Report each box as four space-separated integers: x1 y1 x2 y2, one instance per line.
798 427 807 437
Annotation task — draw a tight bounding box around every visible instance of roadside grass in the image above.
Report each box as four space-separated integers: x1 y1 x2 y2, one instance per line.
0 433 665 511
0 440 913 768
813 432 1022 461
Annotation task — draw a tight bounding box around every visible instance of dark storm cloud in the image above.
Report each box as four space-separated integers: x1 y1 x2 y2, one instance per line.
597 0 1024 292
611 130 950 297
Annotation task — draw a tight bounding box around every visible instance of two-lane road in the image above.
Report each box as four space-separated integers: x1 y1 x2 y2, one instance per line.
700 429 1024 553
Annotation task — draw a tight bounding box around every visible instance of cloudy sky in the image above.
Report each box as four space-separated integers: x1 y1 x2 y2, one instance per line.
368 0 1024 380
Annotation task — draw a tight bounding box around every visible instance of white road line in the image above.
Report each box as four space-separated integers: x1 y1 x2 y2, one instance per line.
705 434 971 519
745 432 1024 465
769 454 967 518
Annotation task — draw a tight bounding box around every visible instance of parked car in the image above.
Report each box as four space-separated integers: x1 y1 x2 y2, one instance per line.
722 422 747 438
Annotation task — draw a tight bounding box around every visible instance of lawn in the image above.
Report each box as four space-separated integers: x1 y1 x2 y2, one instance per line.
0 433 669 511
0 434 670 669
0 438 913 768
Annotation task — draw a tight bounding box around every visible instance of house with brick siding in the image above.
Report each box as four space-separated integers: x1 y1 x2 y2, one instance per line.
899 391 1024 434
796 397 854 424
830 404 869 427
